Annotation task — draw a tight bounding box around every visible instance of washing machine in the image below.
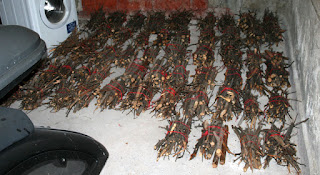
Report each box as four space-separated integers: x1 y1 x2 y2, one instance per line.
0 0 78 50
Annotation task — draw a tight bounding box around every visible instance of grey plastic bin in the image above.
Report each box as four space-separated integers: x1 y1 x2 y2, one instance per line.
0 25 46 98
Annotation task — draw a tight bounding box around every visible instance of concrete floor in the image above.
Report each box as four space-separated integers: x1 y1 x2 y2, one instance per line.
9 10 307 175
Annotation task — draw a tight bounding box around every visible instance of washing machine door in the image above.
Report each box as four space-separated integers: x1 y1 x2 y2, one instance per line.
39 0 71 29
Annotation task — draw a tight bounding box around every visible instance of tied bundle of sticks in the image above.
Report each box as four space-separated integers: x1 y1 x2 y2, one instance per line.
47 63 110 114
152 63 189 119
166 10 193 32
238 11 264 48
241 88 263 127
213 67 242 121
233 125 264 172
152 86 180 119
219 43 243 67
264 89 291 124
172 30 191 48
197 12 217 48
213 86 242 121
84 8 108 32
51 28 82 58
115 44 137 68
146 11 166 34
111 27 133 46
193 45 215 67
190 120 229 168
82 10 119 46
153 29 172 47
217 13 240 40
197 11 216 35
151 62 187 119
264 50 291 88
219 43 243 68
166 63 189 88
122 61 148 87
125 11 146 32
192 66 218 90
100 45 121 65
140 46 160 64
263 119 308 173
144 59 168 89
155 117 191 160
48 74 76 112
244 50 266 95
106 11 127 32
182 89 210 119
20 63 74 110
135 30 150 49
120 83 154 116
262 9 285 47
218 13 243 67
224 66 243 89
165 42 188 67
66 64 111 114
97 76 126 110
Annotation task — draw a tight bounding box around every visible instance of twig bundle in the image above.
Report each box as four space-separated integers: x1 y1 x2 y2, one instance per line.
146 12 166 34
115 44 137 68
144 59 168 89
233 125 264 172
242 89 263 126
120 83 154 116
264 50 291 88
155 118 192 160
98 76 126 110
262 10 285 46
190 119 229 168
238 11 264 48
264 89 291 124
125 11 146 32
122 61 148 87
192 66 218 90
152 87 180 119
193 45 215 67
263 119 308 174
182 90 210 119
107 11 127 31
244 50 266 95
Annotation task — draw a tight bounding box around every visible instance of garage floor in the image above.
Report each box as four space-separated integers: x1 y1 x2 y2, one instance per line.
8 11 305 175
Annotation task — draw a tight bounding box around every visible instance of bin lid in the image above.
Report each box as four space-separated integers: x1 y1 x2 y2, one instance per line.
0 25 46 97
0 25 41 75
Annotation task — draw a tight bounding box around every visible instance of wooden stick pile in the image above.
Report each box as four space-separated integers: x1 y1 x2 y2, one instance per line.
242 89 263 127
233 125 264 172
218 13 243 67
264 50 291 89
262 9 285 46
244 50 266 95
144 58 168 89
264 89 291 124
98 76 126 110
125 11 146 32
0 9 308 174
238 11 264 48
191 119 229 168
155 117 192 161
120 82 155 116
146 12 166 34
263 119 308 173
213 66 243 121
